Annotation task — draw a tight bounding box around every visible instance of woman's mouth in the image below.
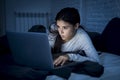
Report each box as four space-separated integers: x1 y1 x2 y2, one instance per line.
60 35 64 38
60 35 66 40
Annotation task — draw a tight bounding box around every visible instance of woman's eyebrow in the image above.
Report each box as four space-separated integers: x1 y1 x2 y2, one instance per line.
56 25 59 27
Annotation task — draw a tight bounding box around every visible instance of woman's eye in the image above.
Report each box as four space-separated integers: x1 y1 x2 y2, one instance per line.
63 26 68 29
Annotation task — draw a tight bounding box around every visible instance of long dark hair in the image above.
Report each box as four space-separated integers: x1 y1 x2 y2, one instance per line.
52 7 83 53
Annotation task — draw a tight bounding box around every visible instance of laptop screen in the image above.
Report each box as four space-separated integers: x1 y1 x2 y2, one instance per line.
7 32 54 70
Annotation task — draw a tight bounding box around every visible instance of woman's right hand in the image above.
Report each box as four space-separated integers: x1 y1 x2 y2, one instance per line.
53 54 69 66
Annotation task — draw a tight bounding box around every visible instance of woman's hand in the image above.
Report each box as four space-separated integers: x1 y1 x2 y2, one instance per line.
53 54 69 66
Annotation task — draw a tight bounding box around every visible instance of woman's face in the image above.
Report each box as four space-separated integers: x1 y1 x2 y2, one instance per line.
56 20 78 42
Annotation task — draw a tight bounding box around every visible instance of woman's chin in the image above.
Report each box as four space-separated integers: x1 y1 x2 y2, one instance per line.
62 38 69 43
61 38 65 41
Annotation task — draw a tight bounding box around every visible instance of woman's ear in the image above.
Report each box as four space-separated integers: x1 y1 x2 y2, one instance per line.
75 23 80 30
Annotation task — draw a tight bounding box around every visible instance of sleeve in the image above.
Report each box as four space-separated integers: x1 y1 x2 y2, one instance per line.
67 33 100 63
48 33 56 48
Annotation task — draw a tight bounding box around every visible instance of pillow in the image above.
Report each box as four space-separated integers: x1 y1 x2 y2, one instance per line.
101 17 120 55
87 32 101 51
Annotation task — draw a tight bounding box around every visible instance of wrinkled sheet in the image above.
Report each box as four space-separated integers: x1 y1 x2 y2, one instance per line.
0 52 120 80
68 52 120 80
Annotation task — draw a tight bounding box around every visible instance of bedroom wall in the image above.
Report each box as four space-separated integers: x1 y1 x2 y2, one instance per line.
2 0 120 34
5 0 51 32
83 0 120 33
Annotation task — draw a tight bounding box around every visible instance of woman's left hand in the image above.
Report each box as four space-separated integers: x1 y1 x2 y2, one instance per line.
53 54 69 66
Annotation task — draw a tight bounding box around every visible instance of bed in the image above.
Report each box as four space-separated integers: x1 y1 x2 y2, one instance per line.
68 17 120 80
0 17 120 80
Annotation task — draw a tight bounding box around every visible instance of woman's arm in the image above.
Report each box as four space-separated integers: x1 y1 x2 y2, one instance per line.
67 31 100 63
48 33 57 48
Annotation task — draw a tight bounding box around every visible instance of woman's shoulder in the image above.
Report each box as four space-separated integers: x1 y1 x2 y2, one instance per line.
76 28 91 41
77 28 88 36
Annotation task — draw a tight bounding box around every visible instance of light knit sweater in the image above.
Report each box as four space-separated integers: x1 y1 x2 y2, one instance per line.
48 28 99 63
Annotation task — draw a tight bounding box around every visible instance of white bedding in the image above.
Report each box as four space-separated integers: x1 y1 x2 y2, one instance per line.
46 52 120 80
69 52 120 80
99 52 120 80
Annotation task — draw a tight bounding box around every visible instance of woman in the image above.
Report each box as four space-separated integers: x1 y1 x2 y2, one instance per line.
46 7 102 80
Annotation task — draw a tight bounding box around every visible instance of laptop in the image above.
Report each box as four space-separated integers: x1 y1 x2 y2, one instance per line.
7 32 78 71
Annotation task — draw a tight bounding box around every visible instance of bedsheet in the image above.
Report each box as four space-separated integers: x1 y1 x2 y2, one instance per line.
0 52 120 80
46 52 120 80
69 52 120 80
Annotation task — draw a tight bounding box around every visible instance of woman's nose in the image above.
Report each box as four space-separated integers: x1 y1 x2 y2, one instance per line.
60 28 64 34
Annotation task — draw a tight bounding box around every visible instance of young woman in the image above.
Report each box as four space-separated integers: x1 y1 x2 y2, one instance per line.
46 7 102 80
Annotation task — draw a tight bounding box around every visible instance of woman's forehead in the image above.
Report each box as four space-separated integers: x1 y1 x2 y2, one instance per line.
56 20 72 26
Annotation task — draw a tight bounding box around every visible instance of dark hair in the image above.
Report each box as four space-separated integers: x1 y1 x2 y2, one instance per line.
55 7 80 25
28 25 46 33
52 7 81 53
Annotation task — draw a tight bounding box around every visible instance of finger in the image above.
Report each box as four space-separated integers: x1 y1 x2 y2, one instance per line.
55 59 62 66
54 58 62 66
61 60 66 66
